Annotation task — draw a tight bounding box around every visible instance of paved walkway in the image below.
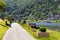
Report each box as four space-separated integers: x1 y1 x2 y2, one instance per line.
3 23 36 40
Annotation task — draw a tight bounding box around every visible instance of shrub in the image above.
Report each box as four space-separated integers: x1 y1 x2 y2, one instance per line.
22 20 26 24
7 15 14 23
39 28 46 32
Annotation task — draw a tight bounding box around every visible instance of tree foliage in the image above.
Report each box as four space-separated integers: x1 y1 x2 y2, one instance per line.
23 0 60 19
5 0 60 20
7 15 13 22
0 1 6 19
0 1 6 12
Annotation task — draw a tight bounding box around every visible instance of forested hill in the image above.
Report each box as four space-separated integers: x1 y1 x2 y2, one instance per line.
4 0 60 19
23 0 60 19
4 0 35 14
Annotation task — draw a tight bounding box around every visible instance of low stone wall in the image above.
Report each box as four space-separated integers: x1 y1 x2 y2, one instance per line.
36 31 49 37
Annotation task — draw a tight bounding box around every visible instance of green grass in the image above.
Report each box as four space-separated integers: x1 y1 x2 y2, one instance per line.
0 27 8 40
26 20 60 23
20 23 60 40
0 19 8 40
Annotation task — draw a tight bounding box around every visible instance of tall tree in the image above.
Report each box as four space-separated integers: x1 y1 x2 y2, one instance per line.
0 1 6 19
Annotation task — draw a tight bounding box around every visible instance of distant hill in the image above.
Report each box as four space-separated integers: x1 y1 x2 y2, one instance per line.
3 0 35 19
4 0 60 20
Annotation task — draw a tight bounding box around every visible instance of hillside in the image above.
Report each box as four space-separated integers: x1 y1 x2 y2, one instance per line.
23 0 60 19
3 0 60 20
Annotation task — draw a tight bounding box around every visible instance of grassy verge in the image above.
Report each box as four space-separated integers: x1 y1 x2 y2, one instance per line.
20 23 60 40
0 19 8 40
0 27 8 40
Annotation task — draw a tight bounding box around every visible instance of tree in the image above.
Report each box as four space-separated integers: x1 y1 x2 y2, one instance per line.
0 1 6 19
7 15 14 23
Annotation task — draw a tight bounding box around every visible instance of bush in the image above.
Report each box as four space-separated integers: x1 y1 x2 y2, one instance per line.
7 15 14 23
22 20 26 24
39 28 46 32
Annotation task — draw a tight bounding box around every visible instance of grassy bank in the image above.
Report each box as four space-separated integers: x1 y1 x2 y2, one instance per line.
0 19 8 40
20 23 60 40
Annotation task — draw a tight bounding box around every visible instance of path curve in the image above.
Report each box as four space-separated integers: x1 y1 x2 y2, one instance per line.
3 23 36 40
